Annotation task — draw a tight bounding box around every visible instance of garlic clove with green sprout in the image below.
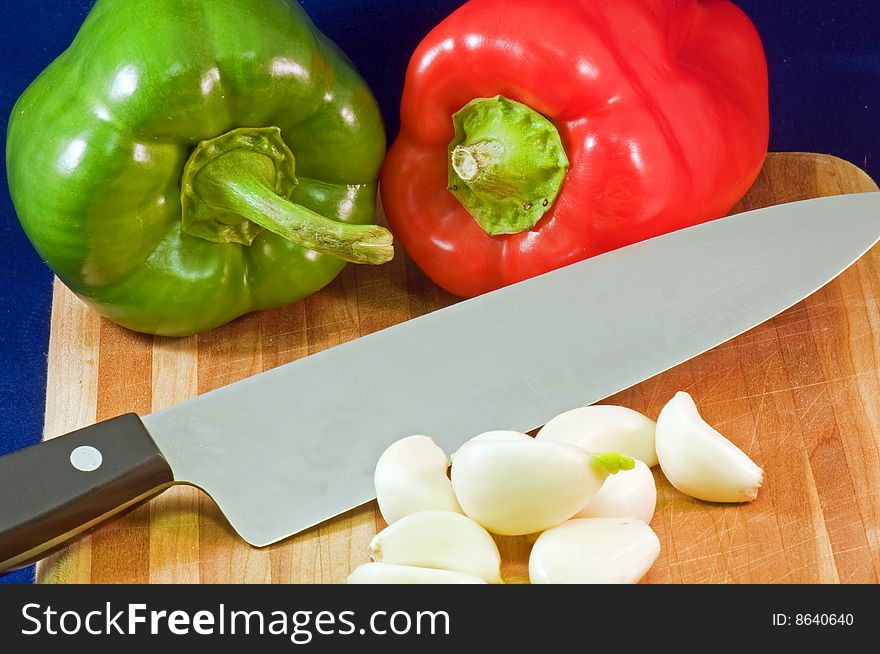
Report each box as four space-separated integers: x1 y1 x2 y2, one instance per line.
536 405 658 467
374 435 462 524
575 459 656 523
369 510 502 583
347 562 487 584
451 438 633 535
655 392 763 503
529 518 660 584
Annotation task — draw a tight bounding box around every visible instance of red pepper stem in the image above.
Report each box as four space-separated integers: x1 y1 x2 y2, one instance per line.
451 140 504 183
180 127 393 265
447 96 570 237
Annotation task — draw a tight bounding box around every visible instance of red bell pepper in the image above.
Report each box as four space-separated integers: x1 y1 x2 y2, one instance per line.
381 0 769 297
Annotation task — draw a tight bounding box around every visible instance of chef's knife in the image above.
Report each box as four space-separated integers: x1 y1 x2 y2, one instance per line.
2 193 879 571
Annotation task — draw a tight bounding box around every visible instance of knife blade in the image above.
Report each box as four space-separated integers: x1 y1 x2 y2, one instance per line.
2 192 879 570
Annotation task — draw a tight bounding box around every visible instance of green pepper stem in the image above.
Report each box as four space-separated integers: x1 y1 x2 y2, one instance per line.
213 172 393 265
180 126 393 265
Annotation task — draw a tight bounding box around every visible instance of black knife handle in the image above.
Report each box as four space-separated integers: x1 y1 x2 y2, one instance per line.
0 414 174 572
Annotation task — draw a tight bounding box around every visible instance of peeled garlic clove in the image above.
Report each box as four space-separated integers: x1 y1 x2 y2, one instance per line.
470 430 532 442
370 510 502 584
655 391 763 503
348 562 486 584
374 435 462 524
529 518 660 584
537 405 658 467
451 438 633 535
576 459 657 523
450 430 532 461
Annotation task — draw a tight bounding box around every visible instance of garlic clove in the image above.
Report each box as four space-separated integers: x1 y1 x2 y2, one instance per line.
470 430 533 442
450 430 532 462
537 405 658 467
576 459 657 523
347 562 487 584
655 391 763 503
374 435 462 524
369 510 502 584
529 518 660 584
451 438 633 536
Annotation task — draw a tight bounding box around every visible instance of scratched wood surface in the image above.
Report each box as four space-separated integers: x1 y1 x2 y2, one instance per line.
37 153 880 584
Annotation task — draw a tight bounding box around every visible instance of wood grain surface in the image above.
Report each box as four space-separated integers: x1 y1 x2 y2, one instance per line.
37 153 880 584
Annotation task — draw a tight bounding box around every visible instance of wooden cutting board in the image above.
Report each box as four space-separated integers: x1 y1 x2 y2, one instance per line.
36 152 880 584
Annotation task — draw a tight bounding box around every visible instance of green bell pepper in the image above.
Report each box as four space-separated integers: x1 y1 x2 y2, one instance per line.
6 0 391 336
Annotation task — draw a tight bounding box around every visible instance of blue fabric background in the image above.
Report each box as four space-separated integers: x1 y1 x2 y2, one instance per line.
1 0 878 583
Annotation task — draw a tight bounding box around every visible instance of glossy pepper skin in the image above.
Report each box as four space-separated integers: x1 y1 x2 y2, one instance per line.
6 0 390 336
381 0 769 298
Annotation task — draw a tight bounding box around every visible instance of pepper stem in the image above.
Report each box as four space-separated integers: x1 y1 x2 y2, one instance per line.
448 96 570 236
180 127 393 265
202 165 393 265
451 140 503 183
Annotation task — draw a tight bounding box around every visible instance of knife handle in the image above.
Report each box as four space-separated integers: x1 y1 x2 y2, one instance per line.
0 414 173 572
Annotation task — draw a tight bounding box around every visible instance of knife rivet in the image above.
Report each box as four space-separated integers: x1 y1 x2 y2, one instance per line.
70 445 103 472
